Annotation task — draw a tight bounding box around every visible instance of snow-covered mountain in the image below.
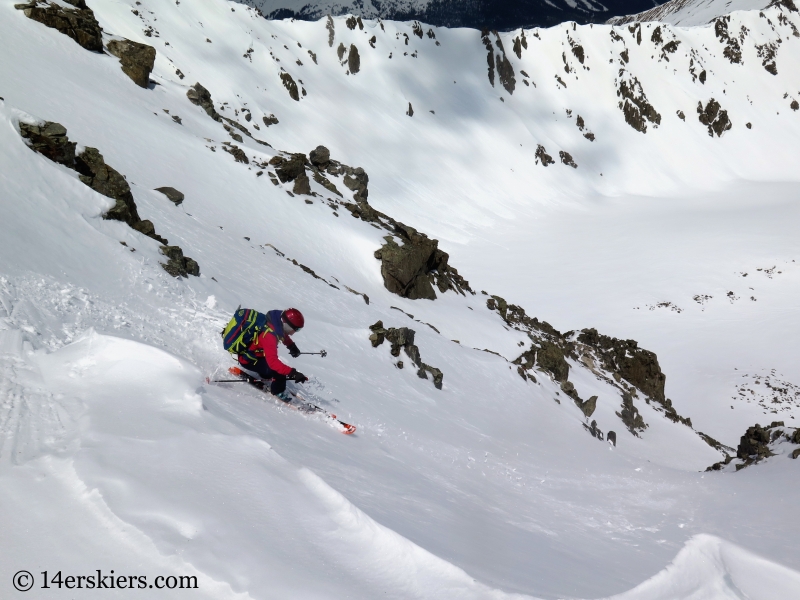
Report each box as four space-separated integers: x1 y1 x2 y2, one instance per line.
1 0 800 598
240 0 664 31
608 0 775 26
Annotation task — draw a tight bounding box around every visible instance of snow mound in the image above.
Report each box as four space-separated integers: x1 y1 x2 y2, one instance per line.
607 534 800 600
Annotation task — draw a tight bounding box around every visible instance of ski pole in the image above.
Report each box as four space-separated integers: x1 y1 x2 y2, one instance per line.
300 350 327 357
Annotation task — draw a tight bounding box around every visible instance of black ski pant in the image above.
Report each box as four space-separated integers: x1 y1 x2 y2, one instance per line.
238 356 287 395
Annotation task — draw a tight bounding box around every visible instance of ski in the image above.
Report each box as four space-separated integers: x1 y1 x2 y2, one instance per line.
206 367 356 434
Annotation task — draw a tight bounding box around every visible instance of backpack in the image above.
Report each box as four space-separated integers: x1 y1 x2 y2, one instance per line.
221 307 270 355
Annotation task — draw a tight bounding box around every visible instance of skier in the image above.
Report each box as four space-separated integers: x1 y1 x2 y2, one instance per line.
236 308 308 400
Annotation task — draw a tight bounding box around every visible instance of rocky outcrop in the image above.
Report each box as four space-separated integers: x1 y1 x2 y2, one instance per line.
707 421 800 471
369 321 443 389
16 0 102 52
481 30 515 95
154 186 184 205
617 74 660 133
577 328 666 405
280 72 300 101
291 147 472 299
18 118 198 277
106 38 156 88
274 153 307 183
348 44 360 74
186 83 221 121
697 99 732 137
616 392 647 436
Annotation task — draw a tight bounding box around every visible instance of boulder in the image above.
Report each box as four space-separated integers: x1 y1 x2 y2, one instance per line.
159 245 199 277
106 38 156 88
74 147 141 225
154 186 184 205
186 83 221 121
17 0 102 52
581 395 598 418
309 145 330 168
18 121 76 166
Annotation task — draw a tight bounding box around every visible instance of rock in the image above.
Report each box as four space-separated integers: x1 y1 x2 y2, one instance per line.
697 98 732 137
280 72 300 101
159 245 199 277
131 219 168 244
263 114 279 126
616 392 647 436
578 328 667 405
535 145 554 166
309 145 330 168
607 430 617 446
792 448 800 460
292 173 311 195
536 340 569 382
222 144 248 164
368 321 442 389
374 234 441 300
275 153 306 183
617 76 660 133
559 150 577 168
18 0 102 52
348 44 360 74
186 83 221 121
737 424 772 460
584 419 604 440
74 147 141 226
18 120 76 166
106 38 156 88
406 102 414 117
154 186 184 205
343 167 369 202
581 395 598 418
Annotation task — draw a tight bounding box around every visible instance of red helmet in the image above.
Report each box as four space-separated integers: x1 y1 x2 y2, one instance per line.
282 308 305 332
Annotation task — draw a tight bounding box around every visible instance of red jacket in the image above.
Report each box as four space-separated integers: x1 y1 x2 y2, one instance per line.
244 330 294 375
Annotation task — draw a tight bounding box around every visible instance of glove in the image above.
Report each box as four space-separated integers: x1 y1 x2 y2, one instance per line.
288 343 301 358
289 369 308 384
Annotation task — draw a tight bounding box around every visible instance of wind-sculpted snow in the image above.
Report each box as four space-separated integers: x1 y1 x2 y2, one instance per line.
2 0 800 597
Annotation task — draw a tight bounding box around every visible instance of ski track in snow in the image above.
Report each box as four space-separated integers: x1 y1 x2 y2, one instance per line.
1 0 800 597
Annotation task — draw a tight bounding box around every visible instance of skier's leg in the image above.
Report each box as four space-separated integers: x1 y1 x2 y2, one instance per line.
269 374 287 396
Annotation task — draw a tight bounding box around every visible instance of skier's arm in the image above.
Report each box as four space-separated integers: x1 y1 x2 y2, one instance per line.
257 332 293 375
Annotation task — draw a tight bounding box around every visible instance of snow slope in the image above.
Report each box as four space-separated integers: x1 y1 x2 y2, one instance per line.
1 0 800 598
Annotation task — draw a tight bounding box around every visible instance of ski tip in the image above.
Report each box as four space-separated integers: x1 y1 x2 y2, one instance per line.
204 376 210 384
340 423 357 435
228 366 243 376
